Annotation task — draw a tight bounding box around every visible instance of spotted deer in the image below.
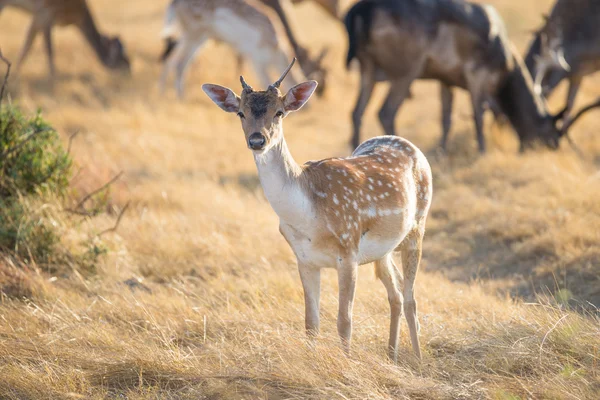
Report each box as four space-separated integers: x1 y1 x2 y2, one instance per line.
0 0 130 77
202 59 432 361
525 0 600 122
159 0 305 98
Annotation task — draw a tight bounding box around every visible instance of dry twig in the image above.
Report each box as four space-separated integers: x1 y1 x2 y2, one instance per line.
0 49 11 103
97 202 130 237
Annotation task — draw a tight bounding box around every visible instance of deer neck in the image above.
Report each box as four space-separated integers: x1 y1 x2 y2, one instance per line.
253 135 310 224
77 7 110 65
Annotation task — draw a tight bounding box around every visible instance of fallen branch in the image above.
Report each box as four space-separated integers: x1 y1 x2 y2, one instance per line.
97 201 130 237
66 130 81 156
70 171 123 213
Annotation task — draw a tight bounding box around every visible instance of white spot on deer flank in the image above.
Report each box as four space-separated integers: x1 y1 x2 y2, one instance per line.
333 194 339 205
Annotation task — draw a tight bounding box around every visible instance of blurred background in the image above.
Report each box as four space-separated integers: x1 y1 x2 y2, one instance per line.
0 0 599 398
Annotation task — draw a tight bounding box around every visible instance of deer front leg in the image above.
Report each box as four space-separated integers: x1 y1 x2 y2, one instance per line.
15 19 41 76
471 95 486 153
440 83 454 151
378 76 416 137
564 75 582 120
337 257 358 355
375 253 404 363
299 265 321 338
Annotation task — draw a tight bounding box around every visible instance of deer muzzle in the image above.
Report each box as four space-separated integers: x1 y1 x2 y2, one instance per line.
248 132 267 150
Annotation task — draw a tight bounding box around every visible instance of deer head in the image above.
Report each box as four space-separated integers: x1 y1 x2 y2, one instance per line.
202 59 317 153
102 35 131 72
520 97 600 152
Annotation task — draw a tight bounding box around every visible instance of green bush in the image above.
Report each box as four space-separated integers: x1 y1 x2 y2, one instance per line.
0 198 59 266
0 106 71 199
0 105 103 276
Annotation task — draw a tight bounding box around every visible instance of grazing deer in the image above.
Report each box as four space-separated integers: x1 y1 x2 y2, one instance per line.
524 0 600 122
0 0 130 78
161 0 329 96
344 0 570 152
202 59 432 361
253 0 330 95
159 0 305 98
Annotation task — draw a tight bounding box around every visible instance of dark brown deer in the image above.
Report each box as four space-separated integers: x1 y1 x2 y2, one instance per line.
0 0 130 78
524 0 600 122
344 0 579 153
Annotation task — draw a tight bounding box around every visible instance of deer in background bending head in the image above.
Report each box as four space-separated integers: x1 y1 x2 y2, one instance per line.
203 59 432 361
0 0 130 78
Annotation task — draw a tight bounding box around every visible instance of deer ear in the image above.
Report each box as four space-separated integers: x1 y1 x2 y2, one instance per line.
283 81 318 112
202 84 240 113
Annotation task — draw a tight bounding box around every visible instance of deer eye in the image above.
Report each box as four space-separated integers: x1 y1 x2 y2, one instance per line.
275 111 284 118
237 111 245 119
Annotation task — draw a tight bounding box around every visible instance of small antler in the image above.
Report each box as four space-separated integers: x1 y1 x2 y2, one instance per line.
240 75 253 92
269 58 296 90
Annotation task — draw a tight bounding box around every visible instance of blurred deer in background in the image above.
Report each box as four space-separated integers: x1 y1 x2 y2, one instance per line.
290 0 339 18
203 59 432 361
161 0 329 96
0 0 130 78
525 0 600 122
159 0 306 98
344 0 600 153
258 0 330 95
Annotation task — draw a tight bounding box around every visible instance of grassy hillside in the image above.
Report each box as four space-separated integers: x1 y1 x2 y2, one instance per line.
0 0 599 398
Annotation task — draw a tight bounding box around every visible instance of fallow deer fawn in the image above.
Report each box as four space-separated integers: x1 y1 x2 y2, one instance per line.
0 0 130 78
203 59 432 361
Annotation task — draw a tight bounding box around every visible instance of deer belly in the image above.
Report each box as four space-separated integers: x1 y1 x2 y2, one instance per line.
357 232 404 265
280 224 337 268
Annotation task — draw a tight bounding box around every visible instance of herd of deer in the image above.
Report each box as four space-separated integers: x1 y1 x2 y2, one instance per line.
2 0 599 360
2 0 599 153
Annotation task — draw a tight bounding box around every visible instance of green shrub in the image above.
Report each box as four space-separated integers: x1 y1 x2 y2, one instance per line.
0 105 71 199
0 197 59 266
0 105 104 277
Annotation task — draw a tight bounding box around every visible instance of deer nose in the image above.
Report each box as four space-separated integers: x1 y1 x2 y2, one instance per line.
248 132 266 150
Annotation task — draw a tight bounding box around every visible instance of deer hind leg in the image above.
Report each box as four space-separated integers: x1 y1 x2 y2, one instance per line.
337 257 358 355
15 19 41 76
378 75 417 137
375 253 404 363
440 83 454 151
351 59 376 149
399 226 424 359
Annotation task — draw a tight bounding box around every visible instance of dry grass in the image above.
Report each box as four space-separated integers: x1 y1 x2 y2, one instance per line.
0 0 599 398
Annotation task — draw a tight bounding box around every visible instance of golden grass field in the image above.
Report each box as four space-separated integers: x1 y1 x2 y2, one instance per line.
1 0 600 398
